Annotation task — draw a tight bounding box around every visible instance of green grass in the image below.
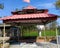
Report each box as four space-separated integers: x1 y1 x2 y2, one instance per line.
41 30 56 36
22 29 56 37
23 30 38 36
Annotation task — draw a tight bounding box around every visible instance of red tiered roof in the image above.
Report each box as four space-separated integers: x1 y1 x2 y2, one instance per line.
1 13 57 20
0 5 58 24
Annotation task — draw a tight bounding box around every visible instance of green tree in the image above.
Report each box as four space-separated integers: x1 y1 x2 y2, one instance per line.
49 21 58 30
0 4 4 9
58 26 60 35
55 0 60 9
15 8 19 11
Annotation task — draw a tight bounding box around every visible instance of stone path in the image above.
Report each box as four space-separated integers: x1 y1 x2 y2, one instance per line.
10 44 20 48
10 43 42 48
10 42 60 48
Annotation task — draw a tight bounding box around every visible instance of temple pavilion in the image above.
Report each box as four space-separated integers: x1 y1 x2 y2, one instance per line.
0 5 58 43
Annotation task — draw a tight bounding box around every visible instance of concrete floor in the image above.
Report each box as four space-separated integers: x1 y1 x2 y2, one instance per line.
10 44 20 48
10 42 60 48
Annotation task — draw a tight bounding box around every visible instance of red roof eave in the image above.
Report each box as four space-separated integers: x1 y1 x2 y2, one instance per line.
0 13 57 20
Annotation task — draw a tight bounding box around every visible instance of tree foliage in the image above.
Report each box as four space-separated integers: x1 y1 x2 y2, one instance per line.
58 26 60 35
0 4 4 9
55 0 60 9
49 21 57 30
15 8 19 11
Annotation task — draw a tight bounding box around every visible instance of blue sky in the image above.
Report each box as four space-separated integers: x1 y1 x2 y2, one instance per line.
0 0 60 25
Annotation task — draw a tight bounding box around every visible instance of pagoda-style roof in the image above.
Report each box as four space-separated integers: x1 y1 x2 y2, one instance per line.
0 13 57 24
0 5 58 24
1 13 57 20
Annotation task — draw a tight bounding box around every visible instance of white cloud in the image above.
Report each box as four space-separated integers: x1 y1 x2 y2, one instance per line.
37 3 55 9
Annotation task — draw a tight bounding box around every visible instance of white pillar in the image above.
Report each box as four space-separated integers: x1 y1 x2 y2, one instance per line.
39 31 41 37
56 27 59 48
44 25 46 42
3 23 5 48
3 23 5 37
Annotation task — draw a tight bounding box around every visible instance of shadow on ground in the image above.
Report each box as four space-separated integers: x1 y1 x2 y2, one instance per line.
50 40 57 44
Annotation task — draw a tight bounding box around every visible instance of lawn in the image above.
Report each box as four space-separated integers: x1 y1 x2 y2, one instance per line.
22 30 38 36
22 29 57 37
41 30 56 36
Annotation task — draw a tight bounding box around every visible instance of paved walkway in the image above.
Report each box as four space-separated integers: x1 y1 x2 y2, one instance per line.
10 42 20 48
10 42 60 48
10 44 20 48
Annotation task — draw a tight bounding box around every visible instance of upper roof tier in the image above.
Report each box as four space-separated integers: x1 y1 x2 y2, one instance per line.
11 5 48 15
23 5 36 9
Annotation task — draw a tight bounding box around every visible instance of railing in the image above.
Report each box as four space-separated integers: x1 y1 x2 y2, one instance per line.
0 37 10 48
